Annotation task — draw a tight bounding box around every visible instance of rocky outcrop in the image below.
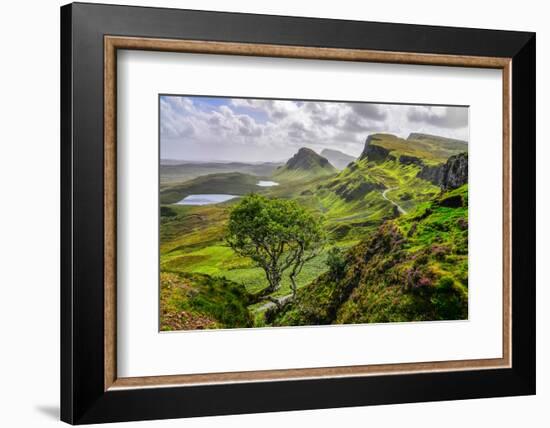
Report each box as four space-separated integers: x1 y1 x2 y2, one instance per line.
417 164 444 185
439 153 468 190
399 155 423 166
359 135 395 162
417 153 468 190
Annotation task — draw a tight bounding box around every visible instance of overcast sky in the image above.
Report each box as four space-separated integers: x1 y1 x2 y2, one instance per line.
160 95 468 162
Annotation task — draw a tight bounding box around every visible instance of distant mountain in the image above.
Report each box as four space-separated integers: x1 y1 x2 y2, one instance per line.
160 161 283 186
285 147 334 170
407 132 467 147
274 148 336 181
320 148 356 170
360 133 467 165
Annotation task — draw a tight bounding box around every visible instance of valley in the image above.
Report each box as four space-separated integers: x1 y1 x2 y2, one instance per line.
159 133 469 330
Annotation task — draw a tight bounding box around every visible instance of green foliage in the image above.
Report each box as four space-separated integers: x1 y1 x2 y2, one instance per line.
159 134 469 330
274 185 469 325
160 272 253 330
226 194 326 295
326 247 346 279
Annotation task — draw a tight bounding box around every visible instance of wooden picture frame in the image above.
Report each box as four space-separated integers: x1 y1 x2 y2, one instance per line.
61 2 535 424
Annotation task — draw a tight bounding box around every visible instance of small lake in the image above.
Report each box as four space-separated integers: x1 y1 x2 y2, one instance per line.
257 180 279 187
176 194 238 206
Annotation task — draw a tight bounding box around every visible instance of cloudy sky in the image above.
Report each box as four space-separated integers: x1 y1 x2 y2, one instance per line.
160 95 469 162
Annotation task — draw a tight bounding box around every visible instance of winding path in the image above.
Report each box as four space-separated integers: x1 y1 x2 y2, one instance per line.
382 187 407 215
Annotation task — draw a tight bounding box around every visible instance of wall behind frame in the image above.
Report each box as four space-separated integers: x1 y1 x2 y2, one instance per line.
0 0 545 427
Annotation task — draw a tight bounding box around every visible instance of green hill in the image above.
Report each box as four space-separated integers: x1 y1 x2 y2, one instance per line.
273 184 469 326
312 139 443 240
159 132 469 329
408 132 467 153
360 133 466 165
273 147 336 181
160 271 253 330
160 172 262 204
160 161 282 187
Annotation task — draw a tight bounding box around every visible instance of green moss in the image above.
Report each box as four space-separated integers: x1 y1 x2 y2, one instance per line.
160 271 253 330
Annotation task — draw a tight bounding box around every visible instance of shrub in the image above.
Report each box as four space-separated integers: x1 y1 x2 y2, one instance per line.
160 206 177 217
326 247 346 279
437 276 454 290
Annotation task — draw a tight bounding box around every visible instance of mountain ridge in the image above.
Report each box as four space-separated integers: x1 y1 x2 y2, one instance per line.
360 133 467 165
407 132 467 145
320 148 356 170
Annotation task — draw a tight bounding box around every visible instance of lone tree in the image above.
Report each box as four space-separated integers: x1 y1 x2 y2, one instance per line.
226 194 325 301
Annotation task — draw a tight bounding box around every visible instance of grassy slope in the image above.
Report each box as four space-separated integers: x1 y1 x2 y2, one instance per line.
313 155 440 240
274 185 468 326
160 201 346 298
160 172 264 204
370 133 466 165
407 133 468 160
160 271 253 331
272 165 336 182
159 157 440 321
159 135 467 328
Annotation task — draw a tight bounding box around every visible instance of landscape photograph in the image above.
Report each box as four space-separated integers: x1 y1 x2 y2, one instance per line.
159 95 469 331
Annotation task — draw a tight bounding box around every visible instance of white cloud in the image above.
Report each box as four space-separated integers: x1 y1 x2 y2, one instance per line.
407 105 468 129
160 96 468 162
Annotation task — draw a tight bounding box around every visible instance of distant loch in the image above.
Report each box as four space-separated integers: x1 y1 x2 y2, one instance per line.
257 180 279 187
176 194 238 206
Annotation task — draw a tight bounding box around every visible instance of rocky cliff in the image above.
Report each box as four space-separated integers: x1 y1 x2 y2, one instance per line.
359 135 396 162
417 153 468 190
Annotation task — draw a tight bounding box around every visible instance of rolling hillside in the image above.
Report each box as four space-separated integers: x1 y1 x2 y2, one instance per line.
160 172 263 204
159 132 469 329
274 184 469 326
160 161 282 186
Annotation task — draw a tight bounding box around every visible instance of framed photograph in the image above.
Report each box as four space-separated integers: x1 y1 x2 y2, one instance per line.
61 2 535 424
